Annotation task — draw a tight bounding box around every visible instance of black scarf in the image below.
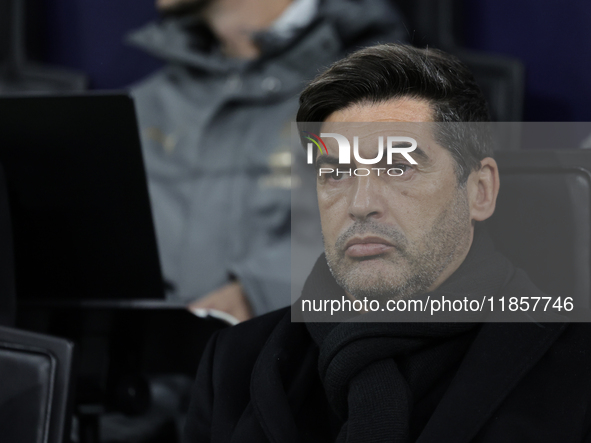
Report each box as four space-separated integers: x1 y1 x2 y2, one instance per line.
304 227 514 442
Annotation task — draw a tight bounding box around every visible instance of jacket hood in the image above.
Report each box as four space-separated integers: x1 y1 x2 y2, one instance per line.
126 0 406 73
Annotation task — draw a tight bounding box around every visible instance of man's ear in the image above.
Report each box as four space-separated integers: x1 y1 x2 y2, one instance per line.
467 157 500 222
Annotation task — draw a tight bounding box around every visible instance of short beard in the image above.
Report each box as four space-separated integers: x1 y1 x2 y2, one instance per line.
324 186 472 303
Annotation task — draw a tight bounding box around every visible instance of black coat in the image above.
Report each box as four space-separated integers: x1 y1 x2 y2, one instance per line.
0 163 15 327
184 300 591 442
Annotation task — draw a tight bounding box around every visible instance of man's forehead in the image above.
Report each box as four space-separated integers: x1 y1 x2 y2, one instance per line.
318 121 441 164
323 97 435 123
319 121 435 141
318 98 443 158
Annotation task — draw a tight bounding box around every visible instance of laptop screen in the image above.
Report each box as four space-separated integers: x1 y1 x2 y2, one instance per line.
0 93 164 300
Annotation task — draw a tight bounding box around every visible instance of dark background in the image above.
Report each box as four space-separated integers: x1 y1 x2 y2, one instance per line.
17 0 591 122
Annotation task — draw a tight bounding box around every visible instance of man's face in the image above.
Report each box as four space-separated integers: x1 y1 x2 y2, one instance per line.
317 98 474 302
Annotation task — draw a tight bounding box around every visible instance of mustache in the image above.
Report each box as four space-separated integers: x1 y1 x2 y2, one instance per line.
334 221 409 253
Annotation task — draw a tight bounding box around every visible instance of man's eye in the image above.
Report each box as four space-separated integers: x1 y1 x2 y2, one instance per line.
393 164 410 173
330 169 354 181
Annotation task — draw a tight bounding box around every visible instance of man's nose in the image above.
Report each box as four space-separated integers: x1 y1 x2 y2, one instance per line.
348 175 384 221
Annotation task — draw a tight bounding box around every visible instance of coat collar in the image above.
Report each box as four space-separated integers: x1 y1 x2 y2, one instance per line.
250 285 569 443
417 273 569 442
126 0 403 76
417 320 567 443
125 13 341 80
250 309 312 443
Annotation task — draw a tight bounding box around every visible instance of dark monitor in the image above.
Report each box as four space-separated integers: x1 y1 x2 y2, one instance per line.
0 93 164 300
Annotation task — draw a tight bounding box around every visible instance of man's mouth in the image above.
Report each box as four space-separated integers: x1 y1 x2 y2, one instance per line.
344 236 395 258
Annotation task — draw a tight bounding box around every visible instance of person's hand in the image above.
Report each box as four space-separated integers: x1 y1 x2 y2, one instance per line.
187 281 253 323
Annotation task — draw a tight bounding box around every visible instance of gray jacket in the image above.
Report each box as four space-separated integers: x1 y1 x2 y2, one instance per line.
127 0 406 314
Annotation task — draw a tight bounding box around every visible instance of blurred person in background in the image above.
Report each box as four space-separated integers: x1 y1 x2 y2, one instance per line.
127 0 406 322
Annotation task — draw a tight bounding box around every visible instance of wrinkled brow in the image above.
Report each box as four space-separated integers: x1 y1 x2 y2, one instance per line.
315 155 342 168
